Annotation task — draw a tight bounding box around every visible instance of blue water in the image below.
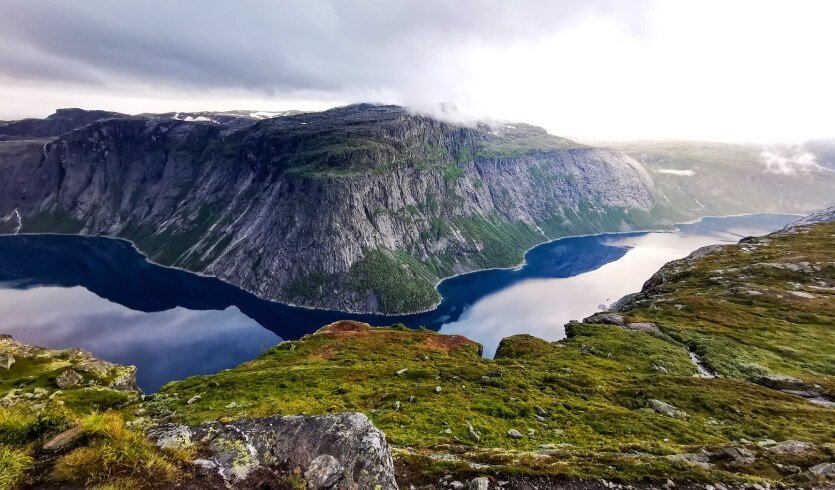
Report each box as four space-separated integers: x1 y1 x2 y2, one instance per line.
0 213 797 391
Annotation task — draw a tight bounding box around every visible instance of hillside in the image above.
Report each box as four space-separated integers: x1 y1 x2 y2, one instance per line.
1 107 833 314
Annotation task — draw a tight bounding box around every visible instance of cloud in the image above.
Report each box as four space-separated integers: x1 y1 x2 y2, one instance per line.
657 169 695 176
0 0 834 142
759 146 823 175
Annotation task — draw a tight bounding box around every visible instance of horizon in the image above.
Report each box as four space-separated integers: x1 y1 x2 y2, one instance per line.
2 1 835 143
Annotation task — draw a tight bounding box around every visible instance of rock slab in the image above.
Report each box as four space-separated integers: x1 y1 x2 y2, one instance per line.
148 412 398 489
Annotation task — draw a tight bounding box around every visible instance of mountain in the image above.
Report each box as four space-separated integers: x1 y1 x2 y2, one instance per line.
599 140 835 217
0 105 833 313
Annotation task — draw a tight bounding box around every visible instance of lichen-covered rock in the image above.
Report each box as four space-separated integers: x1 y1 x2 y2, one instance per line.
148 412 397 489
55 369 83 388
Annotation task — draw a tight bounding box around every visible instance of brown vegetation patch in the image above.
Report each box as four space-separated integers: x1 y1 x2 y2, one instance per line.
316 320 372 336
421 333 480 354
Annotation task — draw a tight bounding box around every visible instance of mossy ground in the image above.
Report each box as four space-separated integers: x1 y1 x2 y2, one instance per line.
154 222 835 484
0 339 191 489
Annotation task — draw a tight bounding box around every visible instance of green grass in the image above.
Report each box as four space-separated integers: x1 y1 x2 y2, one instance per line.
0 445 33 490
620 222 835 390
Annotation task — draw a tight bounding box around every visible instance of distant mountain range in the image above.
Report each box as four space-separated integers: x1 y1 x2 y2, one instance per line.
0 105 832 313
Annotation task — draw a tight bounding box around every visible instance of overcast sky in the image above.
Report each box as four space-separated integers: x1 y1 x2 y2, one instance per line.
1 0 833 142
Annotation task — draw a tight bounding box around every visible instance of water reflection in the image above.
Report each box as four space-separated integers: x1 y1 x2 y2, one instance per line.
0 286 279 391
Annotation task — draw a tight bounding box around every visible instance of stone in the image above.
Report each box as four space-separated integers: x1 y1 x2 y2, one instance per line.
717 446 756 466
435 386 442 393
807 462 835 481
624 322 661 333
507 429 523 439
396 368 408 376
582 313 627 326
55 369 83 388
192 459 216 471
186 395 201 405
304 454 344 490
469 476 489 490
468 424 481 443
393 401 401 411
225 401 238 408
535 406 549 418
147 412 397 489
450 482 464 490
42 424 83 452
649 399 684 418
767 440 814 454
0 352 14 369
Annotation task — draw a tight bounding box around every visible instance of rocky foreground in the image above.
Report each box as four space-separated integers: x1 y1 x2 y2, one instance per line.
1 210 834 489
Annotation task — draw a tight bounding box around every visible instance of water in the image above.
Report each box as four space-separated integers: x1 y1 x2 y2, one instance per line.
0 213 797 391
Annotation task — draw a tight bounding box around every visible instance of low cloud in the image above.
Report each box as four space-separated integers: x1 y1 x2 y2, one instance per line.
657 169 695 176
759 146 823 175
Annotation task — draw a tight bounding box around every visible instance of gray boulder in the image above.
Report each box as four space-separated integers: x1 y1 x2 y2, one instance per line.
0 352 14 369
55 369 83 388
470 476 490 490
507 429 523 439
148 412 397 489
808 462 835 481
649 399 685 418
582 313 627 327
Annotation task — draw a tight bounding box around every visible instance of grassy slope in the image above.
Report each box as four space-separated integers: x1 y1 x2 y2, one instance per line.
154 222 835 484
0 339 194 489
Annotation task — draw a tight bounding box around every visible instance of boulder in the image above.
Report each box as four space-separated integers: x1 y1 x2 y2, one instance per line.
470 476 490 490
0 352 14 369
507 429 523 439
55 369 83 388
767 440 814 454
649 399 685 418
582 313 627 327
148 412 397 489
808 462 835 481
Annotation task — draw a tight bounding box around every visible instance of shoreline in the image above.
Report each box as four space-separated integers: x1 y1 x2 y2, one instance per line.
2 212 803 318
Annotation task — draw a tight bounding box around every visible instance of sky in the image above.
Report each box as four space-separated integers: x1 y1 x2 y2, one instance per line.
0 0 833 142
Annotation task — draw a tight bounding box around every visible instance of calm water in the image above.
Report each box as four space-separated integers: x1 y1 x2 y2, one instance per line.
0 214 796 391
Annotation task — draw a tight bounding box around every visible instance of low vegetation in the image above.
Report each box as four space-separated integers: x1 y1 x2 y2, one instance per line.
1 219 833 487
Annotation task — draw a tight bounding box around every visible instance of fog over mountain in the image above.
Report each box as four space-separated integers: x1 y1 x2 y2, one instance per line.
1 0 834 141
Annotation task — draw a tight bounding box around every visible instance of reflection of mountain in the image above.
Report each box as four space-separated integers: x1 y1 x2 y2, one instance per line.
0 230 633 339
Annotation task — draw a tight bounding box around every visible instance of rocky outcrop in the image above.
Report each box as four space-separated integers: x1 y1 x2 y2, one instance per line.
0 334 140 395
783 204 835 229
148 412 398 489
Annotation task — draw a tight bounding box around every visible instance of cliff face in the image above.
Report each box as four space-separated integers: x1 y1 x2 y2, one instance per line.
0 105 665 313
